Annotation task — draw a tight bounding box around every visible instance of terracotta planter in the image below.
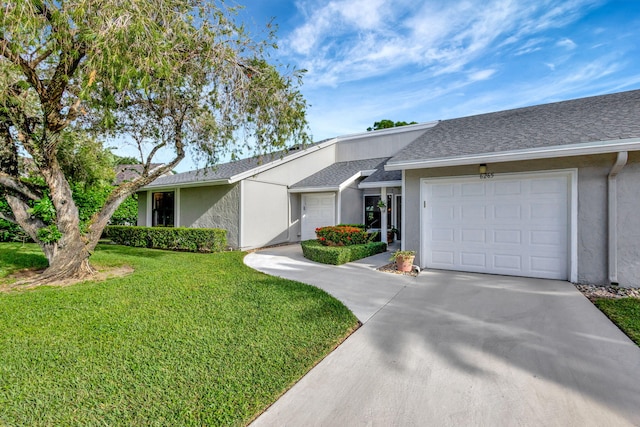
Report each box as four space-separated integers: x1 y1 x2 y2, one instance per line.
396 255 415 272
387 232 395 243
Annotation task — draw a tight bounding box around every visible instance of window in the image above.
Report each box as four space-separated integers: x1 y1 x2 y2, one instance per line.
364 195 392 229
152 191 175 227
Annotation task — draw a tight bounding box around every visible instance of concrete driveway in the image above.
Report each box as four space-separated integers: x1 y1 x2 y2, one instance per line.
244 245 640 426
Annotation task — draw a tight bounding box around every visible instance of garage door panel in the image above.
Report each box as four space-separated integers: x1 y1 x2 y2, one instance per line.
461 229 486 243
493 254 522 270
494 180 522 195
460 252 487 268
301 193 335 241
423 173 570 280
461 182 485 196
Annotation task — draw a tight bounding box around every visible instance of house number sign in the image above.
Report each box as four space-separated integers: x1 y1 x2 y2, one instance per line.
480 172 495 179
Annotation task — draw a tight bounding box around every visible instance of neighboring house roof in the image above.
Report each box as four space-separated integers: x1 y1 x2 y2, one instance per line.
115 164 168 184
387 89 640 170
289 158 390 193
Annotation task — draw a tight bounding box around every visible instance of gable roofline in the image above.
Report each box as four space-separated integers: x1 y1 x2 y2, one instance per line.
386 137 640 171
226 121 438 182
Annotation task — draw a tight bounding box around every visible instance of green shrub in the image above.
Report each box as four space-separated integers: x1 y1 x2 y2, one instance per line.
336 223 366 229
301 239 387 265
105 226 227 252
315 225 372 246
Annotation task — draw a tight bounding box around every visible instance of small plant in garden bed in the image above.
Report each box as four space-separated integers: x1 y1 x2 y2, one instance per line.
315 225 373 246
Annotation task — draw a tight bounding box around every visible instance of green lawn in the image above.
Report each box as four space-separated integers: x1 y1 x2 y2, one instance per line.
0 243 358 426
594 297 640 346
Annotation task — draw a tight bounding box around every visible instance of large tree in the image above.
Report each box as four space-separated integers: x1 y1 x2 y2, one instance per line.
0 0 308 283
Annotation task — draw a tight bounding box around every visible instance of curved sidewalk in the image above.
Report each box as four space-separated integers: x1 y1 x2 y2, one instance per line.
245 244 414 323
245 245 640 426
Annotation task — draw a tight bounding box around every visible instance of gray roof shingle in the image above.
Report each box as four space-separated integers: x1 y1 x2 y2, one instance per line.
290 158 390 189
389 89 640 164
360 167 402 185
144 145 318 188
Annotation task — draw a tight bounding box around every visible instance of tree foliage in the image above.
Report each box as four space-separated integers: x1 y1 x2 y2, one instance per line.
0 0 309 282
367 119 418 131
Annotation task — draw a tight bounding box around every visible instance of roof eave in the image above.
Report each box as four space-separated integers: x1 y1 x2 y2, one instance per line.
385 138 640 171
358 180 402 189
288 186 340 193
141 178 231 191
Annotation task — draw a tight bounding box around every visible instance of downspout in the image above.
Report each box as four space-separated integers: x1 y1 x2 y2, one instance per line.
608 151 628 285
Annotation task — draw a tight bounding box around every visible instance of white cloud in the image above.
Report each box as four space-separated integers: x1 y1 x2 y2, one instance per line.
468 69 497 82
557 38 577 49
284 0 602 87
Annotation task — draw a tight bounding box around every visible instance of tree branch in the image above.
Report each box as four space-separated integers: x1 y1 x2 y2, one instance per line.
0 37 47 97
0 211 17 224
0 172 41 200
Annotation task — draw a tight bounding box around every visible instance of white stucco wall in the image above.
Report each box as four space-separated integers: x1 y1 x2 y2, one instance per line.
336 129 426 162
402 153 640 287
240 179 290 249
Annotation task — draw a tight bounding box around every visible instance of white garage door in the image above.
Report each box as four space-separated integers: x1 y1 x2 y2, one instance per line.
301 193 336 241
422 173 570 280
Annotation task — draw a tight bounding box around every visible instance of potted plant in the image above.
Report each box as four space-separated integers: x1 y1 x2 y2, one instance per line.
388 226 398 242
390 250 416 272
376 199 386 210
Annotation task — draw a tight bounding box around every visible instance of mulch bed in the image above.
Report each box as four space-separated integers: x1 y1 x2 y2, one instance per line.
377 262 419 277
575 284 640 301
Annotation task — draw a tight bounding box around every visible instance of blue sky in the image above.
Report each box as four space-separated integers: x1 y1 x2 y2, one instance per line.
173 0 640 171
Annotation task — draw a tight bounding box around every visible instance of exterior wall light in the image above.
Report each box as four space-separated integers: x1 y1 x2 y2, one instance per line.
479 164 487 174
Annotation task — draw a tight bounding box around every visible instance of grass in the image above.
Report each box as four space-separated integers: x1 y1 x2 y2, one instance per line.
594 298 640 346
0 243 358 426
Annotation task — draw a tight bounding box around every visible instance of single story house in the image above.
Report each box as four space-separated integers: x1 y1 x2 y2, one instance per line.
139 89 640 287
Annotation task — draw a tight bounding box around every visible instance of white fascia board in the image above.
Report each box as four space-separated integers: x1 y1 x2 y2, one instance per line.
338 172 365 191
228 138 339 183
385 138 640 171
358 180 402 189
289 186 339 193
334 121 439 143
142 178 230 191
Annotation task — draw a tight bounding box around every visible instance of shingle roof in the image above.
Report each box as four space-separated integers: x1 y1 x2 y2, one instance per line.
143 144 320 188
290 158 390 189
389 89 640 165
360 168 402 185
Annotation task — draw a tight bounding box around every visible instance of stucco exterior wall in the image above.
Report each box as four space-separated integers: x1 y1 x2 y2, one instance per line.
336 129 426 162
255 144 336 184
137 191 147 226
340 184 363 225
403 153 640 287
241 179 290 249
179 184 240 248
616 151 640 286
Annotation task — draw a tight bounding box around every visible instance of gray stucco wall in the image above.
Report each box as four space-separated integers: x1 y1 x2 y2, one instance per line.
179 184 240 248
340 184 363 225
137 191 147 226
403 153 640 287
616 151 640 285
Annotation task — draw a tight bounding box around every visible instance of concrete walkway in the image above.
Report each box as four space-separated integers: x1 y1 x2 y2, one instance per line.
245 245 640 426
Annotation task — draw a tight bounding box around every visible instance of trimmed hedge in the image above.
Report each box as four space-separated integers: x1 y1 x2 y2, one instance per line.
315 225 372 246
105 226 227 253
301 239 387 265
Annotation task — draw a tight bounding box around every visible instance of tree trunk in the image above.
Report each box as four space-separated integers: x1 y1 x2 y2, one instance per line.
34 239 96 284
